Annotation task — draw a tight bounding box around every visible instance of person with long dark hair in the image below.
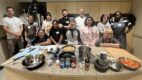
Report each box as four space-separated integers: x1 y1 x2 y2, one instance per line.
31 29 51 45
49 20 63 45
97 14 112 37
80 16 99 46
42 12 52 35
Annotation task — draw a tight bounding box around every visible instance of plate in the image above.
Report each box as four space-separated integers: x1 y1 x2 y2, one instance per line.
108 60 123 72
119 57 141 71
62 45 76 52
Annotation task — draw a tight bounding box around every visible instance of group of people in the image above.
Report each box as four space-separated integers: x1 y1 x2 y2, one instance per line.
1 6 133 58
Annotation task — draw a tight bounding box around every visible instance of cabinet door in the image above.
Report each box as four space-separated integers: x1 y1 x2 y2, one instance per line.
77 2 90 14
47 2 57 19
90 2 100 21
99 2 110 16
110 2 121 14
56 2 66 19
120 2 132 13
66 2 78 13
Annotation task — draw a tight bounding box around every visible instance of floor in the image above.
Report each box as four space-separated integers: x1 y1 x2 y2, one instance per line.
0 69 6 80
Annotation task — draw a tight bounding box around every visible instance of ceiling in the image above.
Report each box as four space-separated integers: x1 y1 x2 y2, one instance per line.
17 0 133 2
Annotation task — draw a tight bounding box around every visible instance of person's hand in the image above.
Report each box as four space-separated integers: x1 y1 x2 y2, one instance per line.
64 26 69 28
59 24 63 28
26 44 31 47
14 32 22 37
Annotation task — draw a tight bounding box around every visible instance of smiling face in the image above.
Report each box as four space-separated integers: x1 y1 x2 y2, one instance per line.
62 10 68 17
46 15 52 21
28 15 34 23
69 19 76 29
79 9 85 18
86 18 93 27
103 29 113 42
37 30 45 38
52 20 59 29
115 11 122 22
102 15 109 23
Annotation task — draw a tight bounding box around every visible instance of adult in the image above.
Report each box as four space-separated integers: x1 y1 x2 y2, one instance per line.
2 6 24 57
95 29 120 48
24 14 38 46
75 9 86 29
66 18 82 44
110 11 132 49
49 20 63 45
97 14 112 37
80 16 99 46
31 29 51 46
42 12 52 35
59 9 70 44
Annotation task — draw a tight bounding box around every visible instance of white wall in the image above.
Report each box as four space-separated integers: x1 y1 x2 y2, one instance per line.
132 0 142 59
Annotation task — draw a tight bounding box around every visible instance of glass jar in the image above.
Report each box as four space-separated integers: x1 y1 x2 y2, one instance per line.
85 59 90 71
71 55 76 68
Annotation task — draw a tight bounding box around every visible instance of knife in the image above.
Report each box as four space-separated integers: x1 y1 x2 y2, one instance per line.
0 56 24 70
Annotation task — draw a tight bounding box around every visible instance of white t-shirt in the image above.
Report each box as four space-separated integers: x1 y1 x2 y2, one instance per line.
2 16 23 39
75 16 86 29
97 22 111 33
42 20 52 35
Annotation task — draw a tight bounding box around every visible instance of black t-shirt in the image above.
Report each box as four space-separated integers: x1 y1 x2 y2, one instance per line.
49 28 63 43
59 17 70 26
59 17 70 40
31 35 49 45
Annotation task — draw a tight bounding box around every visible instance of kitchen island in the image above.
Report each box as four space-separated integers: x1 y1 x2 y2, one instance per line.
2 45 142 80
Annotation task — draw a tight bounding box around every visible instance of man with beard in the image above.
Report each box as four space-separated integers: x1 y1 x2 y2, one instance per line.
95 29 120 48
59 9 70 44
110 11 132 49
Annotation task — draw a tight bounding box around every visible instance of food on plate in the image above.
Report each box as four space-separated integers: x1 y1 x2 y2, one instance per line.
62 45 76 52
119 57 141 70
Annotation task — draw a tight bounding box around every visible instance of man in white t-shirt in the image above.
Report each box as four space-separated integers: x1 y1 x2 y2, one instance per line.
2 6 23 58
75 9 86 29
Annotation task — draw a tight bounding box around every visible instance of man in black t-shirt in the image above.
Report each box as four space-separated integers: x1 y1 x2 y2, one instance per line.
59 9 70 44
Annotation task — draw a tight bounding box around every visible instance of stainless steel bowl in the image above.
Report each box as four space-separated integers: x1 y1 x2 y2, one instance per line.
22 54 45 70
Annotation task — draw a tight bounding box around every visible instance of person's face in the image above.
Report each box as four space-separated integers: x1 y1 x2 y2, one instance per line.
104 33 112 39
86 18 93 26
103 15 108 23
79 9 85 17
69 20 76 28
46 15 51 21
7 8 14 17
28 16 34 23
38 30 45 38
116 12 121 18
52 21 58 28
62 10 68 17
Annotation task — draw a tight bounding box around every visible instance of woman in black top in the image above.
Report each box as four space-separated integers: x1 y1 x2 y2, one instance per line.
49 20 63 45
110 11 132 49
31 29 51 46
